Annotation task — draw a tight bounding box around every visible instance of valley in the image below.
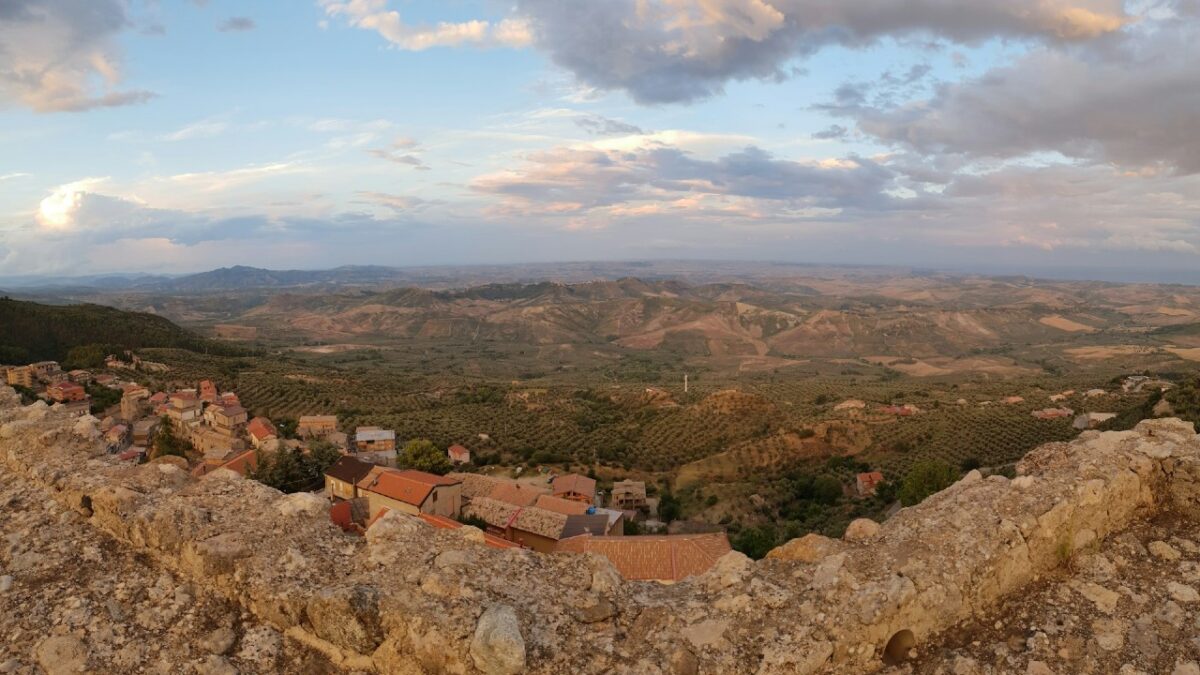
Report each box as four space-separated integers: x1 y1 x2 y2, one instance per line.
15 263 1194 555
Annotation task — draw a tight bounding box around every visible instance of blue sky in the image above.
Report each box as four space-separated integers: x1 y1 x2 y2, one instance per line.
1 0 1198 278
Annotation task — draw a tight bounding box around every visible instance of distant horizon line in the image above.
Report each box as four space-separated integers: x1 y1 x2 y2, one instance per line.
3 258 1200 289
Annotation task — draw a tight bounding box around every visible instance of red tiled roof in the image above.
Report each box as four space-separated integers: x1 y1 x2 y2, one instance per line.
394 469 460 486
448 444 471 461
552 473 596 500
488 481 548 507
217 449 258 477
535 494 590 516
358 469 457 507
857 471 884 488
556 533 732 582
246 417 277 441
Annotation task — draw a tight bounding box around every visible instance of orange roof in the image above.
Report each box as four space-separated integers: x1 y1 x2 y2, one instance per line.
535 494 589 516
857 471 884 488
246 417 277 441
556 533 732 582
448 444 471 461
394 469 460 486
552 473 596 500
358 468 458 507
488 481 548 507
217 449 258 477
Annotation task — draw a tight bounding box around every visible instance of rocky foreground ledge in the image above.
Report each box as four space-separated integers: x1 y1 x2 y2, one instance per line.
2 384 1199 674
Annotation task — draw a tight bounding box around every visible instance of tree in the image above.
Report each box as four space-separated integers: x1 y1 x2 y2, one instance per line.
658 487 682 523
732 523 778 560
898 459 957 506
397 438 453 475
812 475 843 505
150 417 192 460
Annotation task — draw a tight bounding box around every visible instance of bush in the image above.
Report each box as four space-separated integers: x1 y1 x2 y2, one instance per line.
812 475 843 505
732 524 778 560
396 438 453 475
898 459 957 506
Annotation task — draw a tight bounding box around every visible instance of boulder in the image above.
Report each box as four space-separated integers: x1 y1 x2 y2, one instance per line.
843 518 881 542
470 605 526 675
276 492 327 519
767 533 845 563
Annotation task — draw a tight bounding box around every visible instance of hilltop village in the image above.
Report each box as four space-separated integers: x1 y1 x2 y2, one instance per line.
2 354 737 582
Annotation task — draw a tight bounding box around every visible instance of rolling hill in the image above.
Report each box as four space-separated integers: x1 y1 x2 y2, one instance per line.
0 297 241 364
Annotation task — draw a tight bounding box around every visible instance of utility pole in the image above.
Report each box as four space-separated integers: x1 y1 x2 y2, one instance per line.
684 373 689 394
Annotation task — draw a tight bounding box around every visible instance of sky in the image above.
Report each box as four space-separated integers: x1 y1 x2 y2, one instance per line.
1 0 1199 279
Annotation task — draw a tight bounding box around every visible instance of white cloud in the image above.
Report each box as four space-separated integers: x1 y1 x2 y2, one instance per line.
36 178 110 230
0 0 155 112
318 0 532 50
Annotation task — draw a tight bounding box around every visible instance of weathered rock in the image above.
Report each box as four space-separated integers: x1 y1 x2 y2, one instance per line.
766 533 843 562
843 518 881 542
470 605 526 675
306 585 385 654
34 636 88 675
276 492 327 519
1151 541 1182 561
200 627 237 656
1168 582 1199 603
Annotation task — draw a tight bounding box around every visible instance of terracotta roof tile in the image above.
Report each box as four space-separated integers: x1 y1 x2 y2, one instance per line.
246 417 277 441
535 494 590 516
488 481 550 507
358 468 457 507
552 473 596 500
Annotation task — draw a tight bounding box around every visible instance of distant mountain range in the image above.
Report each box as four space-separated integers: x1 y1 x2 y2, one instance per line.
0 261 917 294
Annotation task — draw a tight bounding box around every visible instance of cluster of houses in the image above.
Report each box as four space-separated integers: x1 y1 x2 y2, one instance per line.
109 379 269 472
323 458 730 582
3 361 99 416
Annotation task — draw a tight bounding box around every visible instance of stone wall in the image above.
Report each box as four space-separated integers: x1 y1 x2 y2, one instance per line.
1 385 1198 674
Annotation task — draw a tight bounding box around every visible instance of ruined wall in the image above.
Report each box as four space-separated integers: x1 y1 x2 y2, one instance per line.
2 384 1198 674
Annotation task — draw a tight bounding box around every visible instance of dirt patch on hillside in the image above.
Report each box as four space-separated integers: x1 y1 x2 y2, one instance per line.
1065 345 1158 361
695 390 775 415
1168 347 1200 362
866 356 1036 378
291 344 372 354
1039 315 1096 332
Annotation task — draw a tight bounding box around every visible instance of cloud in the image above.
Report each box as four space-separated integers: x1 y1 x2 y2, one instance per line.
510 0 1128 103
471 144 896 217
160 119 230 142
36 178 112 230
574 115 645 137
367 136 430 169
217 16 256 32
356 191 439 212
812 125 849 140
318 0 531 50
0 0 156 112
838 15 1200 172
